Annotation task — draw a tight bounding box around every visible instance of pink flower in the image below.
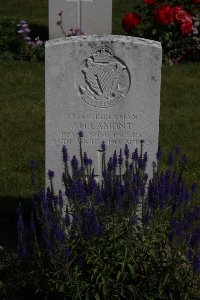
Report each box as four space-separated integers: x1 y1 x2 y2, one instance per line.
173 6 193 35
24 28 31 33
21 23 28 28
17 29 24 34
36 40 44 46
24 36 31 41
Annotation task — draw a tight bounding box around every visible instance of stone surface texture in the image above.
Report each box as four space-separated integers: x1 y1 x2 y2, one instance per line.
49 0 112 39
45 35 162 192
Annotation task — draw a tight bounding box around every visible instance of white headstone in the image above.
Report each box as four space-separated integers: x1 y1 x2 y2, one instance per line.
49 0 112 39
45 35 162 192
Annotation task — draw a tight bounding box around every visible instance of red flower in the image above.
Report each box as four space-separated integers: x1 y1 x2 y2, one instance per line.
122 13 141 33
173 6 193 35
180 20 193 34
154 5 174 26
144 0 156 5
191 0 200 3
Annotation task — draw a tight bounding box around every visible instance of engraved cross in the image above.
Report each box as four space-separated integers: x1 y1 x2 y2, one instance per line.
96 149 104 183
65 0 94 32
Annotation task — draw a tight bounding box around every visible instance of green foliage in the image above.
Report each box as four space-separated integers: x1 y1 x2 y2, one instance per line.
121 0 200 64
0 17 44 62
2 144 200 299
0 17 25 61
1 211 199 299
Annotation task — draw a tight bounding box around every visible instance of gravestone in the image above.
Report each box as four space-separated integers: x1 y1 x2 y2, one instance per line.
45 35 162 193
49 0 112 39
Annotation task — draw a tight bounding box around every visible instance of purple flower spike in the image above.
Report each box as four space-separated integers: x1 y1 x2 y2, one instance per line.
62 145 68 163
71 156 78 170
24 28 31 33
118 149 123 166
78 130 83 138
101 141 106 152
48 170 54 179
132 148 138 162
64 248 72 258
36 40 43 46
113 150 118 168
88 158 92 165
124 144 129 159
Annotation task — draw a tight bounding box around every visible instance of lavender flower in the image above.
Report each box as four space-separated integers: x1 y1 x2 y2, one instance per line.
58 190 63 209
118 149 123 166
71 156 78 170
62 145 68 163
83 152 88 166
78 130 83 138
124 144 129 159
88 158 92 165
64 248 72 258
65 206 70 226
132 148 138 162
108 157 113 171
113 150 118 168
48 169 54 180
101 141 106 152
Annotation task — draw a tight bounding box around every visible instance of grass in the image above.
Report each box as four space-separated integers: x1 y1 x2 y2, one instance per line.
0 0 200 249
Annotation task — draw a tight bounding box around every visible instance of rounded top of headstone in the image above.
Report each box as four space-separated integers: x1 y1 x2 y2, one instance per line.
45 35 162 50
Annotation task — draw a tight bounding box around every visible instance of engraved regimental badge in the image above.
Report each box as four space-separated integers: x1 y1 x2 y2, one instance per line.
75 45 131 108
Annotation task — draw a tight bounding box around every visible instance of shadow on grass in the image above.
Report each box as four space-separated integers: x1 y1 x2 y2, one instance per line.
0 196 32 251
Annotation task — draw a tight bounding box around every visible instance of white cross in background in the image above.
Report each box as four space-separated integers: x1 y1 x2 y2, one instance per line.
65 0 94 32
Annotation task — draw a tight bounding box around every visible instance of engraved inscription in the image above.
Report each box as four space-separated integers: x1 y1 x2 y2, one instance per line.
51 113 152 148
75 45 131 108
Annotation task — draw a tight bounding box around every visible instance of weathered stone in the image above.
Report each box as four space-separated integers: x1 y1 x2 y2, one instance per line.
49 0 112 39
45 35 162 192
